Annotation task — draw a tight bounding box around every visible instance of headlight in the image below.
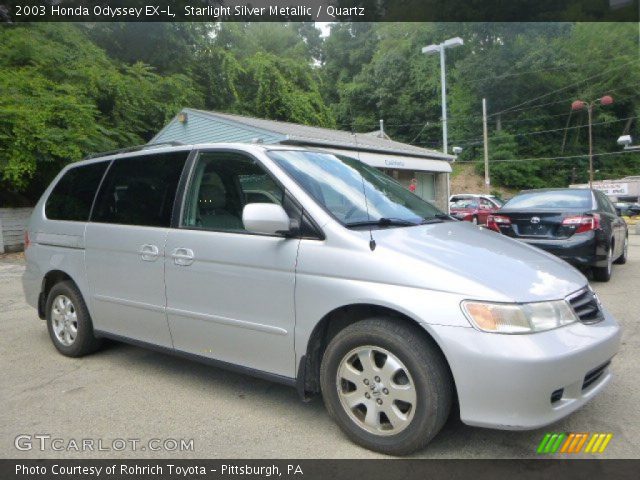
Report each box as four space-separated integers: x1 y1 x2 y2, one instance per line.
461 300 578 334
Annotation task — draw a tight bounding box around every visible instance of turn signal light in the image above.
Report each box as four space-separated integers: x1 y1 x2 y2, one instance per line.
487 215 511 232
562 214 600 234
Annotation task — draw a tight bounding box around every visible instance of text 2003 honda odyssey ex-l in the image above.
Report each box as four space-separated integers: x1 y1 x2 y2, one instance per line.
23 144 621 455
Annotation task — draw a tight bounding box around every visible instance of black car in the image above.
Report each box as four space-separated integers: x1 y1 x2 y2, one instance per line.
487 188 628 281
615 201 640 217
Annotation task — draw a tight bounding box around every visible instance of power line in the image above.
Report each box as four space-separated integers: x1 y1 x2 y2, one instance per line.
451 115 637 146
489 58 640 118
335 82 640 132
460 56 639 86
455 148 640 164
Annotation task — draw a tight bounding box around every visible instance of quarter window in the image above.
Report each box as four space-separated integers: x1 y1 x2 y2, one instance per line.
182 152 284 232
92 151 188 227
45 161 109 221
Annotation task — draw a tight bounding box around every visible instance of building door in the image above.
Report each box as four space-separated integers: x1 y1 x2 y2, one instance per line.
415 172 436 202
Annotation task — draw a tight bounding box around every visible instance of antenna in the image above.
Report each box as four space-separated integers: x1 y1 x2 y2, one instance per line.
351 131 376 251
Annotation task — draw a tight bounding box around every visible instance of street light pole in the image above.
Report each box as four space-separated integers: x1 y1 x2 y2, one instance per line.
439 45 448 154
422 37 463 155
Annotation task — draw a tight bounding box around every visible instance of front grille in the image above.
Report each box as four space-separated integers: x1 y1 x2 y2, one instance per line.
582 361 610 391
568 289 603 324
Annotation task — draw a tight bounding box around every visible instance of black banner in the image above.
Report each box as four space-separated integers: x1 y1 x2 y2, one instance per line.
2 459 640 480
1 0 639 23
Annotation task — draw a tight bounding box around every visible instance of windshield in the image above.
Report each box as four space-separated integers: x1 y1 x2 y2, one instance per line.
503 190 592 210
267 150 443 226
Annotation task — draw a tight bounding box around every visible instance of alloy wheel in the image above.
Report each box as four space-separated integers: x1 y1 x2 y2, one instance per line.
51 295 78 346
336 346 417 436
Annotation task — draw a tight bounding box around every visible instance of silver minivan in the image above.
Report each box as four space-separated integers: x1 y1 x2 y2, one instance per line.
23 143 621 455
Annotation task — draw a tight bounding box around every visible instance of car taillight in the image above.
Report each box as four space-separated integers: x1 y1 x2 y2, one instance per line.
24 231 30 250
487 215 511 232
562 214 600 234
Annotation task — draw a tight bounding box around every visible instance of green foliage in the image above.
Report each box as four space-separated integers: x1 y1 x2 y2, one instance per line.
0 23 203 198
322 22 640 189
0 22 333 201
2 21 639 203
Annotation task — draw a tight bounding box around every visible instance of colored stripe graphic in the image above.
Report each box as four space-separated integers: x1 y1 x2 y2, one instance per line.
538 433 613 454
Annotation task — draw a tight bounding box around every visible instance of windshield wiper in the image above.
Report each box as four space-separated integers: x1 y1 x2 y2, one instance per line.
421 213 455 224
346 217 419 228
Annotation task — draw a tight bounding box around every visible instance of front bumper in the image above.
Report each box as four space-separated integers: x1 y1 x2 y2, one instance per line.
428 308 621 430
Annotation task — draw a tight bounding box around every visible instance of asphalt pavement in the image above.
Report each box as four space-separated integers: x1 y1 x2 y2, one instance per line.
1 238 638 459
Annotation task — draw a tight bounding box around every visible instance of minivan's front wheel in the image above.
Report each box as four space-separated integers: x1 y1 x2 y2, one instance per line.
320 318 452 455
46 281 102 357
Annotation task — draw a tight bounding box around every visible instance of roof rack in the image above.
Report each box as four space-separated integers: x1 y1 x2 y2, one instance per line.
84 141 185 160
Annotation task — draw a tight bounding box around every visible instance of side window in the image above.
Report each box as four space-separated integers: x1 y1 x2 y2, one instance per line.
182 152 284 233
45 161 109 221
92 151 188 227
600 193 616 214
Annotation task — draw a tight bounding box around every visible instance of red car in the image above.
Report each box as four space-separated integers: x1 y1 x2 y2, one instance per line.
449 194 503 225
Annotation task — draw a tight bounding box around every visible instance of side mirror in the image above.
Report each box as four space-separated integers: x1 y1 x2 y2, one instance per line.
242 203 292 236
615 207 623 217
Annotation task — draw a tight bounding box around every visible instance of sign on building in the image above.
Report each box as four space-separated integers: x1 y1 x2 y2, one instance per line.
591 182 629 196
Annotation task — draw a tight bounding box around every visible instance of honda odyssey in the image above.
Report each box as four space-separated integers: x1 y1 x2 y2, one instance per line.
23 143 621 455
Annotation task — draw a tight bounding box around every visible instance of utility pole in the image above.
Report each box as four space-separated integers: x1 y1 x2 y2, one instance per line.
482 98 490 192
571 95 613 188
587 103 594 187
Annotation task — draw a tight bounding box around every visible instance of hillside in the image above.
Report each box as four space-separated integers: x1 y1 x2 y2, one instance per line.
450 163 518 199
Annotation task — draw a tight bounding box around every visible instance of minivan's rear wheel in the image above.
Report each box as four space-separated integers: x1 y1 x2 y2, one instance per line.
320 318 452 455
593 244 613 282
46 281 102 357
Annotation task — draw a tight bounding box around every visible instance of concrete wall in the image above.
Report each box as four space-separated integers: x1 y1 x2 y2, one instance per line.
0 208 32 253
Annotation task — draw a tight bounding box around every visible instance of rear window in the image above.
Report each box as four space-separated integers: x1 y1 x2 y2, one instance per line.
45 162 109 221
503 190 592 210
92 151 188 227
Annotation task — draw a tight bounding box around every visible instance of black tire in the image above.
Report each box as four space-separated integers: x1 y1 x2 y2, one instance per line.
592 243 613 282
320 318 453 456
46 280 102 357
614 236 628 265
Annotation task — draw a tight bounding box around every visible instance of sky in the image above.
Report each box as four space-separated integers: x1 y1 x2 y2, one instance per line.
315 22 333 38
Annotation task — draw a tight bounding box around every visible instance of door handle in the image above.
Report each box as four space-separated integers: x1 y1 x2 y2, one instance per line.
138 244 159 262
171 247 194 266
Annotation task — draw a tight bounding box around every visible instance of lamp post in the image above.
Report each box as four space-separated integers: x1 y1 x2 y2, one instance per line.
422 37 463 214
422 37 464 155
571 95 614 187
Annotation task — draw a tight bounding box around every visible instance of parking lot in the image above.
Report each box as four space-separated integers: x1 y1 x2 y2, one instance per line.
1 237 639 459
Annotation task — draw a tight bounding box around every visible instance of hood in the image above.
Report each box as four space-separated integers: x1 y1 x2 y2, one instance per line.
367 220 587 303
